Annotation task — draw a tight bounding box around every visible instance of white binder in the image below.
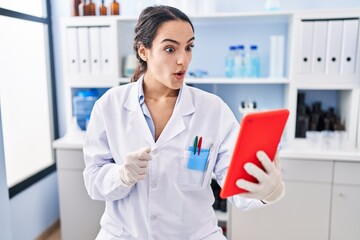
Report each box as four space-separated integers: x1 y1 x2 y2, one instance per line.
326 20 343 74
89 27 101 74
299 21 314 74
312 21 328 74
66 27 79 74
340 19 359 74
100 27 112 74
78 27 91 74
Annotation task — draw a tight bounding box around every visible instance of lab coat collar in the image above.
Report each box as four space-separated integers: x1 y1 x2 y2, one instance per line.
124 76 195 149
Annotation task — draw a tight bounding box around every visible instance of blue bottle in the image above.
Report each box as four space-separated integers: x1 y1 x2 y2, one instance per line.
73 89 98 130
225 46 236 78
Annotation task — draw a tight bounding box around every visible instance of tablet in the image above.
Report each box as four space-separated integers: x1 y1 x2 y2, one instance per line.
220 109 289 199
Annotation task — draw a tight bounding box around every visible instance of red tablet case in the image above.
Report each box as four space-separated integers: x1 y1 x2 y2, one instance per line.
220 109 289 199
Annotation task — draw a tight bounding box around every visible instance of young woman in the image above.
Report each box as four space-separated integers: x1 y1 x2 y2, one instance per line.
83 5 284 239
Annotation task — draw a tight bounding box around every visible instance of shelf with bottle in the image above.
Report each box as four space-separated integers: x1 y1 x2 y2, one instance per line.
72 0 121 17
286 88 360 151
190 18 290 81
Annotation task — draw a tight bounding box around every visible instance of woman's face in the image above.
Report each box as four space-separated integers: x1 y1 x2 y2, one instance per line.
141 20 194 90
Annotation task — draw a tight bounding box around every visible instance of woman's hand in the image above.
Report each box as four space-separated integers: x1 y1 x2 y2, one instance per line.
119 147 152 187
236 150 285 203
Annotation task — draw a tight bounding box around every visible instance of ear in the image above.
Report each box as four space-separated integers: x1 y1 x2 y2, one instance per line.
137 42 148 62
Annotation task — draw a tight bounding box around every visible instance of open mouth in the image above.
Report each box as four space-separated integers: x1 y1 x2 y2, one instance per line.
174 71 185 79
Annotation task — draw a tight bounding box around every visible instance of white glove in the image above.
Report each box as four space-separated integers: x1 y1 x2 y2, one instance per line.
119 147 152 187
236 150 285 204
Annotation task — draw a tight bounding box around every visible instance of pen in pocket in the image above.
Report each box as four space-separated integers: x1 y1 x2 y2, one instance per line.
201 144 213 183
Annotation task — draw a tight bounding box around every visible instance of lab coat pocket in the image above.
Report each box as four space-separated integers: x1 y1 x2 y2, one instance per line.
178 147 212 191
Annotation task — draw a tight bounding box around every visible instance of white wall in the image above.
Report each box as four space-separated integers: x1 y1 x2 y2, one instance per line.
10 173 59 240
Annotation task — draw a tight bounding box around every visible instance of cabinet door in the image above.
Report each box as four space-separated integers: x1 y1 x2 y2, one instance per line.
230 159 333 240
230 181 331 240
330 162 360 240
330 185 360 240
56 150 104 240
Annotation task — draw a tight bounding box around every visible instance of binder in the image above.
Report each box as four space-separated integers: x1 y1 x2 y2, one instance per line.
66 27 79 74
78 27 91 74
100 27 112 74
326 20 343 74
312 21 328 74
89 27 101 74
340 19 359 74
299 21 314 74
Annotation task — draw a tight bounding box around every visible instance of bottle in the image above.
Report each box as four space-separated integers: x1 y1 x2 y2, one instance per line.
265 0 281 11
123 54 138 77
87 0 96 16
234 45 246 78
225 46 236 78
73 90 98 130
99 0 107 16
71 0 82 16
78 0 85 16
249 45 260 78
79 0 90 16
110 0 120 15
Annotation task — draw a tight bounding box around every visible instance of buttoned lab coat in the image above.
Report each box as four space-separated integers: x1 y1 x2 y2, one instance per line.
83 79 264 240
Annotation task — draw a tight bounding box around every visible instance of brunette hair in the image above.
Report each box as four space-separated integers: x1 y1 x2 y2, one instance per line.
131 5 194 82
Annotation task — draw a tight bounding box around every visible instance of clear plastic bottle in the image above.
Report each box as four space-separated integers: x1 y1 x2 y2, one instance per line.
234 45 246 78
225 46 236 78
248 45 260 78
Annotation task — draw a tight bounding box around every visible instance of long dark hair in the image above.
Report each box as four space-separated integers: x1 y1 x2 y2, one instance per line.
131 5 194 82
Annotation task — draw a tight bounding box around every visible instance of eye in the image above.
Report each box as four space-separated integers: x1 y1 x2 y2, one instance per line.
165 47 175 53
186 44 194 52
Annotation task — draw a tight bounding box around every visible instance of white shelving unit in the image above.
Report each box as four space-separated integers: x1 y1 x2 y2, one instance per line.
58 8 360 239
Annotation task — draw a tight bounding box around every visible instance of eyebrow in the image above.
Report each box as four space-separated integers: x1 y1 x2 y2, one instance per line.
161 36 195 45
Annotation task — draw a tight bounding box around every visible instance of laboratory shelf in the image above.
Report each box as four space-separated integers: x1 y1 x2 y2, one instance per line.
185 77 289 84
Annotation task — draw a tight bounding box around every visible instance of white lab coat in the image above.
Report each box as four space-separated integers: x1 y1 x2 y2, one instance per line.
83 79 264 240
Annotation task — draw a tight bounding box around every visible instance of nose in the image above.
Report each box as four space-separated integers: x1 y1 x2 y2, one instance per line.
176 50 191 66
